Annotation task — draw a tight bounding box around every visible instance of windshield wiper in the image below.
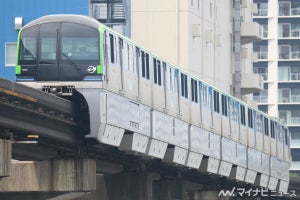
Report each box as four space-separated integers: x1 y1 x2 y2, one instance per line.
61 53 81 70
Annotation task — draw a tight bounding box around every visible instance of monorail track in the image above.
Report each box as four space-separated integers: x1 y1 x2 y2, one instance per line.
0 78 81 144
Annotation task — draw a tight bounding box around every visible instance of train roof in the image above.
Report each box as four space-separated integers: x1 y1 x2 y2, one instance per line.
22 14 101 30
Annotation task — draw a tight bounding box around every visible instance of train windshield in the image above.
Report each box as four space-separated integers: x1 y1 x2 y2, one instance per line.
19 25 38 65
18 22 100 81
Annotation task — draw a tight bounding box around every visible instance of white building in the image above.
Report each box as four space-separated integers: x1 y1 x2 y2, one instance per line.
131 0 263 99
252 0 300 174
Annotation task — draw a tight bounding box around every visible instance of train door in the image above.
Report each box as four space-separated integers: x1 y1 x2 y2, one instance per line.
255 112 264 151
37 22 60 81
190 78 201 125
277 125 284 160
247 108 256 148
179 72 190 122
229 98 239 141
212 90 221 135
164 65 178 117
221 94 230 138
200 82 213 130
152 57 165 111
138 50 152 106
263 116 271 154
270 120 277 157
122 42 138 99
239 104 247 146
103 32 121 93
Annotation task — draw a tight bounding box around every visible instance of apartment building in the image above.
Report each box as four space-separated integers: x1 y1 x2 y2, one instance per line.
253 0 300 173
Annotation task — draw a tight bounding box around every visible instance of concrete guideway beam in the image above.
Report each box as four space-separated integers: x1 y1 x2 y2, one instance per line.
0 139 11 177
0 159 96 192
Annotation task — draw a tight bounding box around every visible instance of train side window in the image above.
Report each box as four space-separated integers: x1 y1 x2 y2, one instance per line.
109 34 115 63
255 113 262 133
285 129 289 146
240 105 246 125
169 67 174 91
229 99 238 121
221 94 228 116
181 73 188 98
248 109 254 129
191 78 198 103
264 117 269 136
153 58 162 86
146 54 150 79
141 51 145 77
200 83 208 106
213 90 220 113
270 121 275 138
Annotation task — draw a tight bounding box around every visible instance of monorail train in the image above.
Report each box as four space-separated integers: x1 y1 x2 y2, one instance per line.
15 15 291 192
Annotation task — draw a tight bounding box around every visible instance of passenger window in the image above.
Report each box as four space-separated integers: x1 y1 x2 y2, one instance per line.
191 78 198 103
285 129 289 146
153 58 162 85
213 90 220 113
278 126 283 143
141 51 149 79
169 67 174 91
270 121 275 138
109 34 115 63
201 83 208 105
240 105 246 125
255 113 262 133
264 117 269 136
141 51 146 78
248 109 254 129
128 45 135 73
221 94 228 116
180 73 188 98
229 99 238 121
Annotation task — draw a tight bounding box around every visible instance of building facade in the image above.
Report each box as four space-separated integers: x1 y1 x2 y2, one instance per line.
131 0 263 98
252 0 300 173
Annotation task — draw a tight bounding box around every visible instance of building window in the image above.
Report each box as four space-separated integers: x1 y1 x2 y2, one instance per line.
5 43 17 66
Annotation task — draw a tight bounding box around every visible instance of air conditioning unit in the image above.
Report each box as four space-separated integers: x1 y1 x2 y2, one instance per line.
242 48 248 59
241 0 248 8
251 52 258 63
205 30 213 43
192 24 201 37
216 34 222 47
252 3 258 14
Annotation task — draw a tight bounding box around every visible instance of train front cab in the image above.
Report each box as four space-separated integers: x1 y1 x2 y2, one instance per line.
17 18 102 83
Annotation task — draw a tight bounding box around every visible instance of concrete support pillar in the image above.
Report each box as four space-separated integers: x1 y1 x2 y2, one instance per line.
0 139 11 177
0 159 96 192
194 191 229 200
104 172 160 200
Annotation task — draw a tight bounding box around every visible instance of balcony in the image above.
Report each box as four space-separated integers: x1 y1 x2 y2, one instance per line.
279 2 300 17
241 73 263 95
290 161 300 171
253 95 268 103
279 51 300 61
241 22 264 45
291 139 300 148
279 95 300 103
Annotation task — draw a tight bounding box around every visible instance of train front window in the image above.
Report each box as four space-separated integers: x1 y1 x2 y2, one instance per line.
19 25 38 65
40 23 60 64
61 22 99 62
